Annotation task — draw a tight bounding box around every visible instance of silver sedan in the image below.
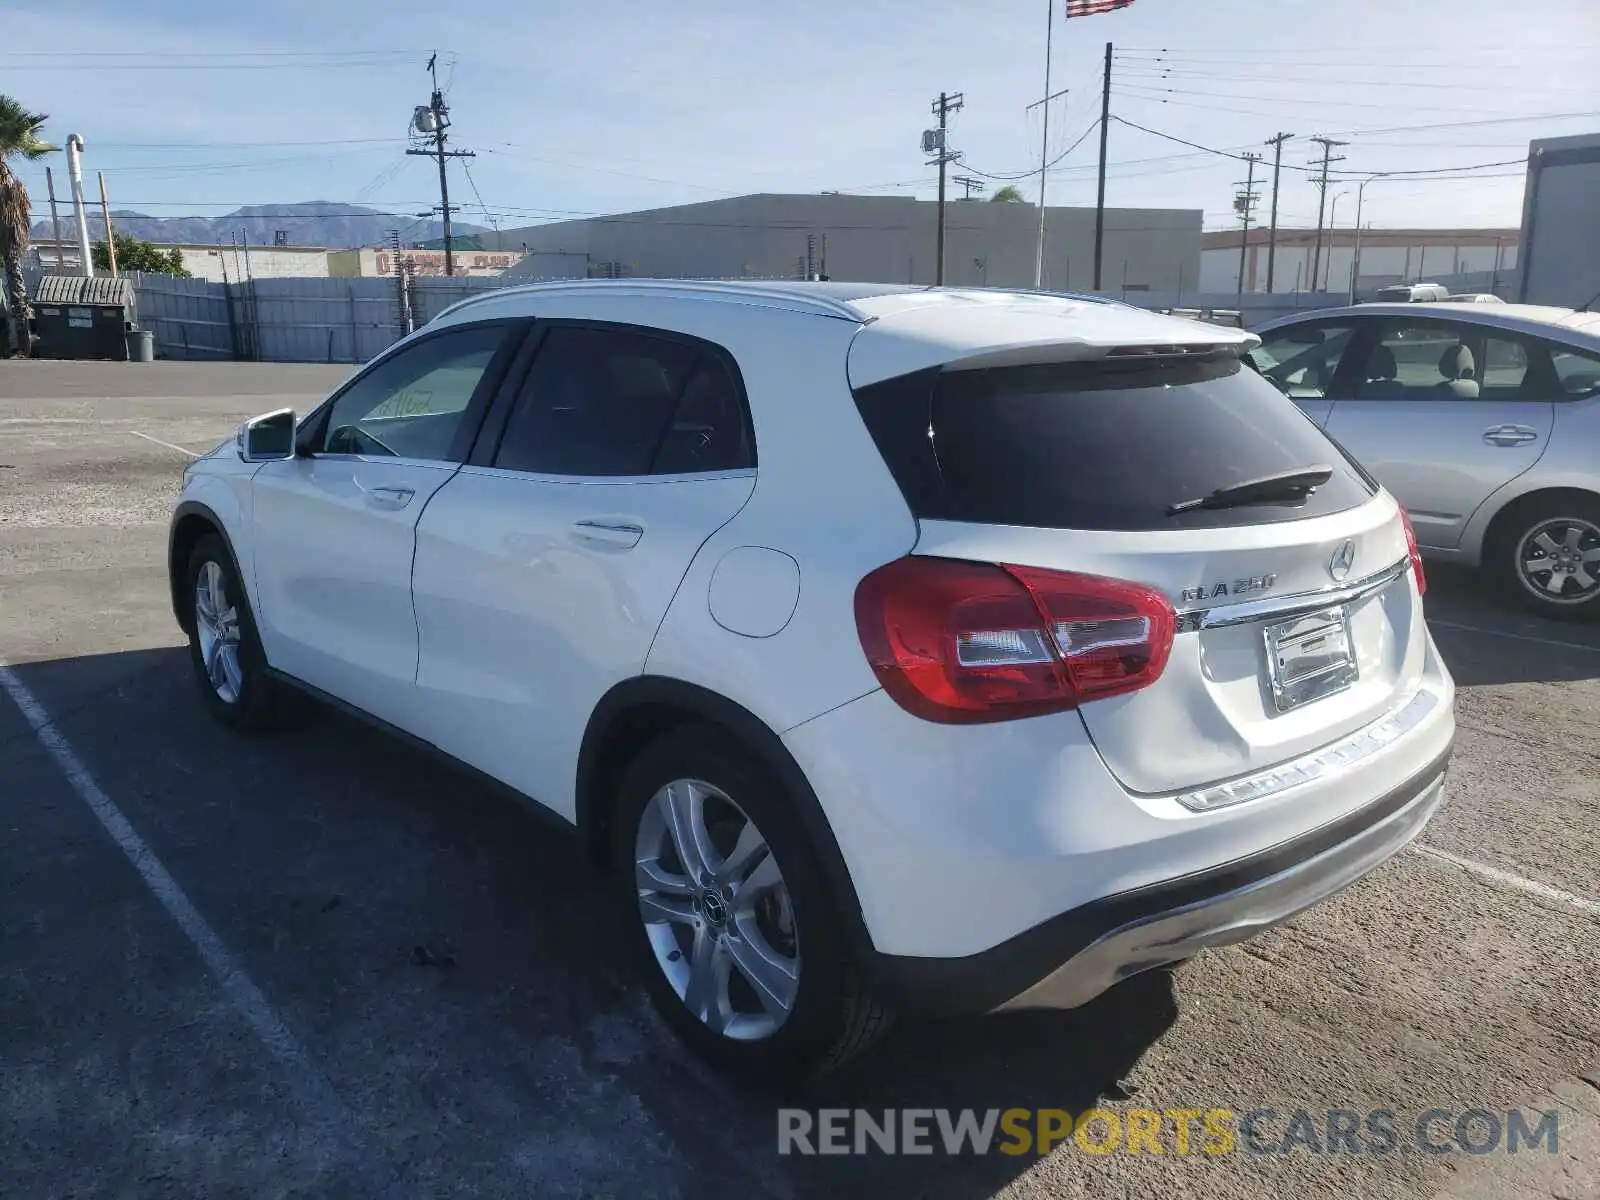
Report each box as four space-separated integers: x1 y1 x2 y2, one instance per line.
1250 302 1600 619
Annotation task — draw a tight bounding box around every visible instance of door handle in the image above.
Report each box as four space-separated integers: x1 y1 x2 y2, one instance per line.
359 483 415 509
571 518 643 549
1482 425 1538 447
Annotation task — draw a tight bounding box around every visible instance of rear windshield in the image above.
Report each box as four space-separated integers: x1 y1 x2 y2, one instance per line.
851 352 1377 532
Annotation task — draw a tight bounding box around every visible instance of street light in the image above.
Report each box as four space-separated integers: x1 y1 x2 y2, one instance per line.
1325 190 1350 291
1349 173 1392 303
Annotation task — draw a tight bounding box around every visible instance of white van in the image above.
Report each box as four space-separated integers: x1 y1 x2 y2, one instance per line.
1371 283 1451 302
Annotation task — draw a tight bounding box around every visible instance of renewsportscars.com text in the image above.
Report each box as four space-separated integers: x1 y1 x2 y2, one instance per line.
777 1107 1561 1157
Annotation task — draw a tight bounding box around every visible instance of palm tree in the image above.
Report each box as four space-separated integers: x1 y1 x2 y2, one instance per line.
0 96 57 357
990 184 1026 203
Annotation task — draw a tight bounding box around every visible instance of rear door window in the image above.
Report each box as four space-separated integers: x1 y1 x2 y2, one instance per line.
853 352 1376 532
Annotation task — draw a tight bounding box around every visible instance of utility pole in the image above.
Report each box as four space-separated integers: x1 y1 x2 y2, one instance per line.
1309 136 1348 294
953 175 986 200
1263 132 1293 292
1233 153 1261 302
407 53 475 276
925 91 964 285
1092 41 1113 290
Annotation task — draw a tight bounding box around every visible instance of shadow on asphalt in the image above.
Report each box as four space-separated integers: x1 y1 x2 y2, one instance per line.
3 646 1175 1199
1422 564 1600 687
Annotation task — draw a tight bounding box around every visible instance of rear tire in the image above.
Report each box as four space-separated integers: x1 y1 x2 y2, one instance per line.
1487 496 1600 621
610 723 891 1086
183 533 301 731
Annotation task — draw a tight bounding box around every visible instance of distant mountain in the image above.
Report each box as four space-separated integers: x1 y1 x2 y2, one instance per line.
28 201 488 250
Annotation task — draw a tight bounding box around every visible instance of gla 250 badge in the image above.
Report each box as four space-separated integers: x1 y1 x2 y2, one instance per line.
1180 575 1278 605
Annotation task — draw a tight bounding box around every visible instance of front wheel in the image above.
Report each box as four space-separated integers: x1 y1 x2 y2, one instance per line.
1490 498 1600 621
611 725 891 1085
184 533 300 730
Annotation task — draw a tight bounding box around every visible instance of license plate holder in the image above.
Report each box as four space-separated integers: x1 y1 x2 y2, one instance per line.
1264 604 1357 713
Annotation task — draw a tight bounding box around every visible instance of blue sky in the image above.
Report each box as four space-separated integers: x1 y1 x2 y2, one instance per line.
6 0 1597 239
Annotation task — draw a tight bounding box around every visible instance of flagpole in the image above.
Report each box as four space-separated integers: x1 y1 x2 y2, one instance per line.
1033 0 1053 289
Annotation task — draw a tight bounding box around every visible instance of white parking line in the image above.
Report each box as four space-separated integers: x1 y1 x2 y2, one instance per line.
0 659 393 1187
128 430 202 458
1410 843 1600 917
1428 618 1600 654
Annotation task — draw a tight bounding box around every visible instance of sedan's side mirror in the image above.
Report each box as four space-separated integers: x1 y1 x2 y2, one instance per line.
237 408 297 461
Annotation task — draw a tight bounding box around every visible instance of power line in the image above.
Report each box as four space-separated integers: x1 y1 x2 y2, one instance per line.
460 159 499 232
959 118 1101 181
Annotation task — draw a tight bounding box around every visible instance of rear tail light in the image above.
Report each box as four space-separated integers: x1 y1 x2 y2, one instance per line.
853 556 1177 724
1398 507 1427 596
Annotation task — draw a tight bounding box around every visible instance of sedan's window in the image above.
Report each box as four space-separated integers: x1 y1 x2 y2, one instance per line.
1353 319 1480 400
321 326 507 460
1550 345 1600 400
494 325 749 476
1246 322 1356 399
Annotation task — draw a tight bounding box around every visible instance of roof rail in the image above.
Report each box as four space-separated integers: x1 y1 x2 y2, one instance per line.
430 278 869 324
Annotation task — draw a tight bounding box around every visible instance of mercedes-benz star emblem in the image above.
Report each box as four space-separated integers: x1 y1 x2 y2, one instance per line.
1328 539 1357 582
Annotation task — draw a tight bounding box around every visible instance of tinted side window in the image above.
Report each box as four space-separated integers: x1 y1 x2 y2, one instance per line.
493 326 753 476
321 325 507 461
650 354 755 474
853 354 1375 532
1246 321 1358 399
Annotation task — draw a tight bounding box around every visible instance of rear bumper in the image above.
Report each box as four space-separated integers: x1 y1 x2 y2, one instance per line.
870 742 1450 1016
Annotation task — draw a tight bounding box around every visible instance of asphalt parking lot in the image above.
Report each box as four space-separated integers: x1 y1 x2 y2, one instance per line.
1 359 1596 1200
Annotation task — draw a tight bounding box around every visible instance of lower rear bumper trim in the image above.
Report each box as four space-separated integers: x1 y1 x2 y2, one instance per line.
870 740 1452 1016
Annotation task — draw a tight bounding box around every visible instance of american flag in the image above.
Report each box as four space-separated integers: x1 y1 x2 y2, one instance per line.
1065 0 1135 15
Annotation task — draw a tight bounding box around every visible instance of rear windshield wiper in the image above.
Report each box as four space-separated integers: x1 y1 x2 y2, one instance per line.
1167 465 1334 515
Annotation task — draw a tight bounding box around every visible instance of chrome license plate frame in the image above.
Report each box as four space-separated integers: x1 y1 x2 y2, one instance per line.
1264 604 1358 714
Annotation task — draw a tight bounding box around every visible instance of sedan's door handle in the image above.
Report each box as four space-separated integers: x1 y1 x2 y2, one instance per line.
1482 424 1539 447
571 519 644 549
358 482 415 509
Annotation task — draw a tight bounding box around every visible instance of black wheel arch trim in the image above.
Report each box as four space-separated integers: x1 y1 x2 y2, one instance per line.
169 500 249 636
577 675 874 966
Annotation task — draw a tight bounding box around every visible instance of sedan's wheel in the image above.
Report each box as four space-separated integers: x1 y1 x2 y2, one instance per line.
1493 498 1600 620
184 533 300 730
635 778 800 1041
612 724 891 1084
1515 518 1600 607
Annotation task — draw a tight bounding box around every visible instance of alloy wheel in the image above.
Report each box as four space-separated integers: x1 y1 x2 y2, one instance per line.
633 778 800 1041
194 560 245 704
1515 518 1600 605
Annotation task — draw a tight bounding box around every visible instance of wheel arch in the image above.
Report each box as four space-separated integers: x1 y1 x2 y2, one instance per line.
1477 484 1600 564
169 500 248 635
576 676 873 960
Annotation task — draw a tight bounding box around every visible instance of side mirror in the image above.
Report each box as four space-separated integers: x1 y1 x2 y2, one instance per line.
237 408 297 462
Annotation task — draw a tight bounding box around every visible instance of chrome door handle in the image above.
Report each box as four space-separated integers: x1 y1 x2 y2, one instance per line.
361 484 415 509
1482 425 1538 446
571 519 643 549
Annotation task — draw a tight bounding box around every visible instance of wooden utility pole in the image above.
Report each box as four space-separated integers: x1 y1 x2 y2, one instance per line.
1309 136 1348 293
928 91 964 285
407 53 475 276
1263 132 1294 292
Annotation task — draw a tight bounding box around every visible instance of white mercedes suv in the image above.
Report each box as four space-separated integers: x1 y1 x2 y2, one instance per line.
168 281 1455 1082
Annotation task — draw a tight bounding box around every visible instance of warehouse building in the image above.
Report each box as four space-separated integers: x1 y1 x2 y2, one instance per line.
1200 227 1520 297
492 193 1202 292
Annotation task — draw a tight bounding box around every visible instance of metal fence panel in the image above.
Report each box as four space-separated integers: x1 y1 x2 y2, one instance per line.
128 273 232 360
